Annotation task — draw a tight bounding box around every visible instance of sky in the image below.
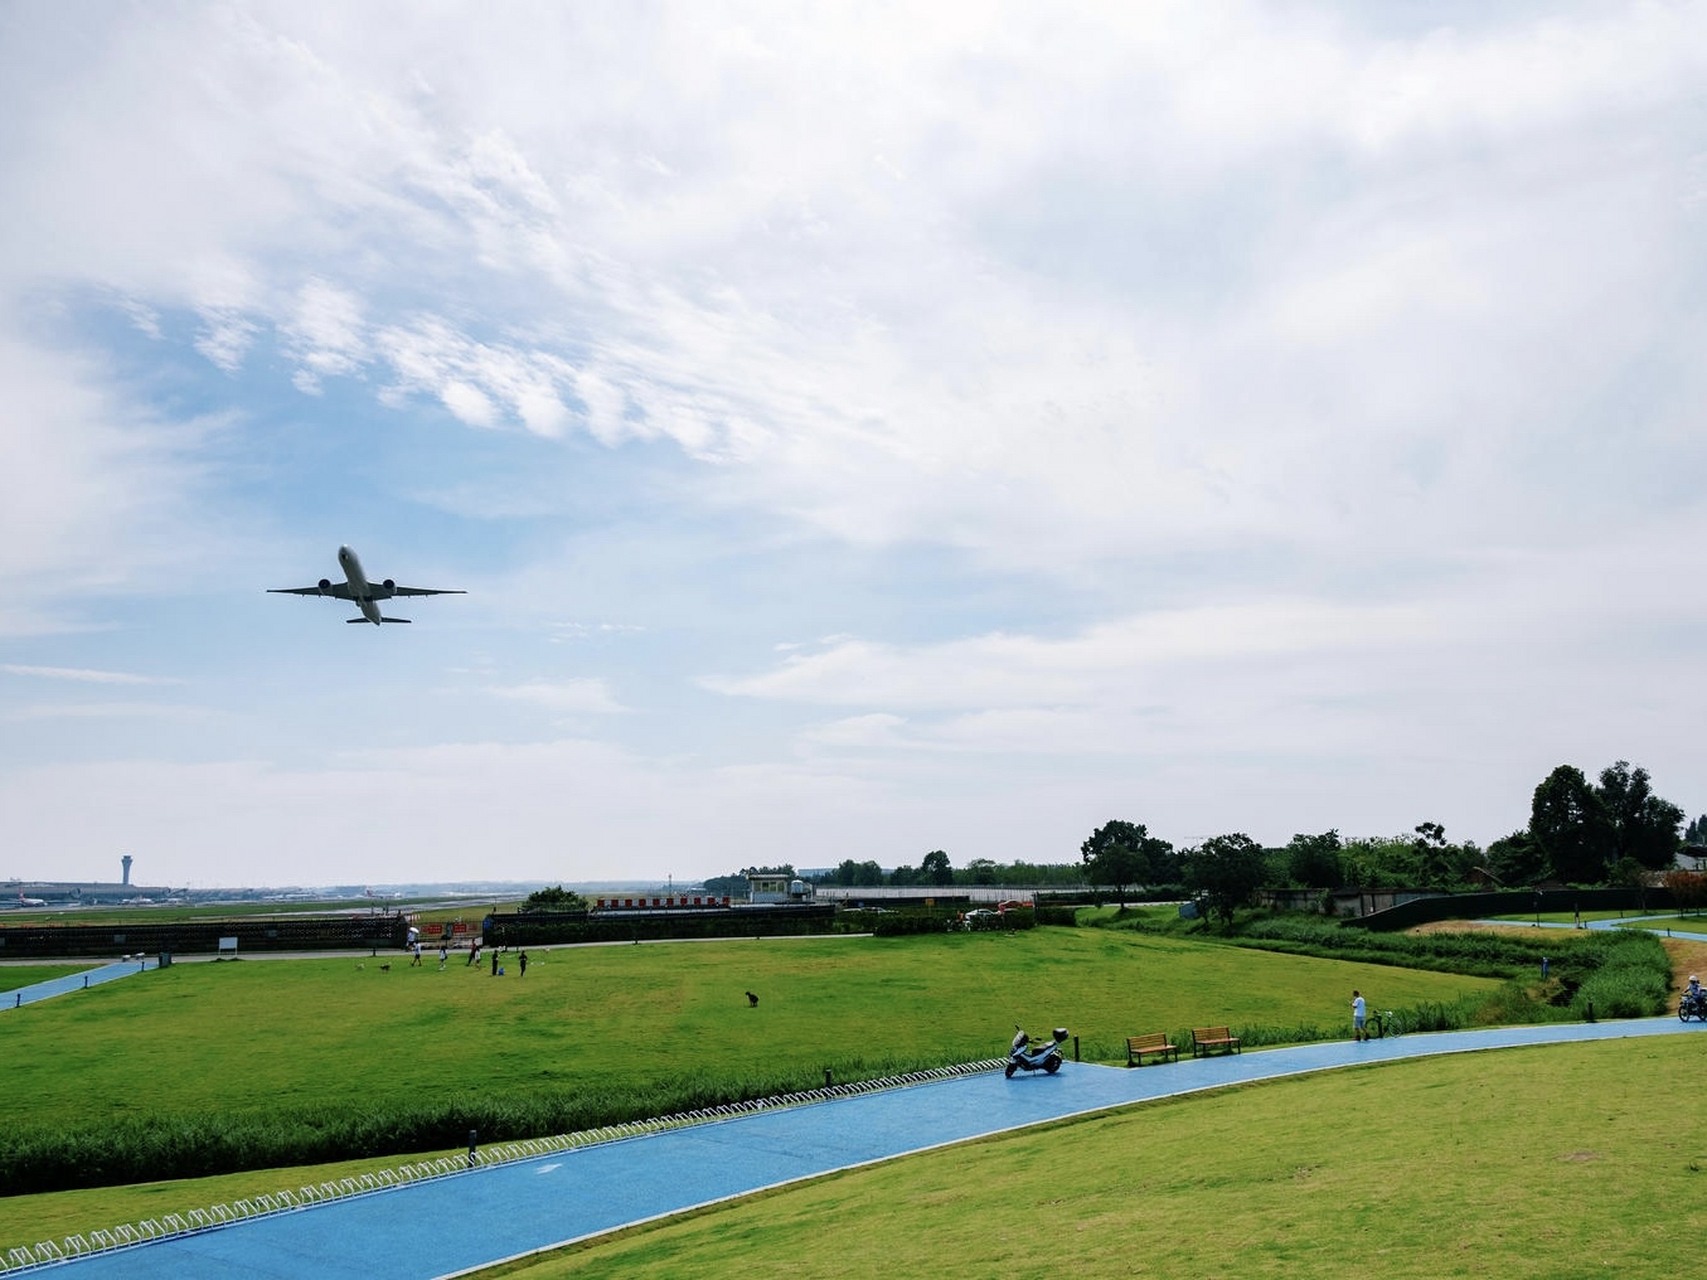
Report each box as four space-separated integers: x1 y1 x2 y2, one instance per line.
2 1 1705 890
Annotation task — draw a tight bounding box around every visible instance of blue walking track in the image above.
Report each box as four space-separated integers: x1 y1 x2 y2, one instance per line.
23 1015 1707 1279
2 959 156 1012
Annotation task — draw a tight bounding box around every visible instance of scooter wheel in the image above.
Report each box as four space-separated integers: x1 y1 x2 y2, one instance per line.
1044 1054 1062 1074
1005 1062 1018 1078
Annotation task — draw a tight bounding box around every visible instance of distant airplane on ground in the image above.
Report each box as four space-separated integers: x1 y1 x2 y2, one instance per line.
269 545 465 625
14 893 46 907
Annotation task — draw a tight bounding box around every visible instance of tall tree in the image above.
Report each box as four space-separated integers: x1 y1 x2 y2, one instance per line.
1079 820 1172 907
1411 821 1449 885
1486 830 1548 886
1596 760 1684 871
1285 830 1342 888
919 849 953 886
1182 832 1267 925
1529 765 1610 883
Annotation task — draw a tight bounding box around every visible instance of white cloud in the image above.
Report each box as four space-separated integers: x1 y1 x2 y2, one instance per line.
6 702 205 722
488 678 626 715
2 665 182 685
2 3 1706 882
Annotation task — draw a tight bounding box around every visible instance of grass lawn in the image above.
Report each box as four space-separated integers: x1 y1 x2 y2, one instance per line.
0 928 1681 1274
0 963 98 994
0 930 1498 1135
486 1034 1704 1279
0 928 1504 1212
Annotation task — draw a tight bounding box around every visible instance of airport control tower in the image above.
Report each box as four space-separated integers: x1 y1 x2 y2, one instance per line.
121 855 132 887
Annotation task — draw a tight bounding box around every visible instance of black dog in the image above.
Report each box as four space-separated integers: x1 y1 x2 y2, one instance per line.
745 991 759 1007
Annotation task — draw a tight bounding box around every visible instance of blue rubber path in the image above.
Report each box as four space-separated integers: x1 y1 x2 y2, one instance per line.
1 960 155 1012
26 1016 1707 1279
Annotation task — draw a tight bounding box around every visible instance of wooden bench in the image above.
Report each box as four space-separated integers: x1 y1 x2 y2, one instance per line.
1191 1026 1241 1057
1125 1032 1178 1066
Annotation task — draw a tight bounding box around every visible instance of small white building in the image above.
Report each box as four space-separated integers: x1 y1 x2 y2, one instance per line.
747 874 815 904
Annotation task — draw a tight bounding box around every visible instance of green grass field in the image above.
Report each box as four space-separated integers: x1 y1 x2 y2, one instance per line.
0 930 1497 1133
485 1034 1704 1279
0 924 1655 1273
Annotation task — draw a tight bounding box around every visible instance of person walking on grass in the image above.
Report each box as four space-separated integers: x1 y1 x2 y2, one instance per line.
518 950 528 978
1352 990 1367 1041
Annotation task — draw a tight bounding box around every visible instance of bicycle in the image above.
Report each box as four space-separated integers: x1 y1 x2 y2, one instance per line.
1368 1009 1404 1039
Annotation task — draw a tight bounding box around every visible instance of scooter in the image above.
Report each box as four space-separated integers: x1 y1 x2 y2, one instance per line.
1006 1026 1069 1077
1679 989 1707 1022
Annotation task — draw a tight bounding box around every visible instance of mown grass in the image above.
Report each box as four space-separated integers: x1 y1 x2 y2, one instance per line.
0 964 97 994
485 1034 1707 1279
0 929 1498 1196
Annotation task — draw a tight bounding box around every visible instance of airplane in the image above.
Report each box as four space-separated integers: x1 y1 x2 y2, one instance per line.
269 545 465 625
14 893 46 907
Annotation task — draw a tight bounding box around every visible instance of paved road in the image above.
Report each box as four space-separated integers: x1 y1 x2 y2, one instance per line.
17 1015 1705 1279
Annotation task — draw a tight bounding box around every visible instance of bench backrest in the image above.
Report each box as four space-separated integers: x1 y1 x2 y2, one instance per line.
1193 1026 1231 1040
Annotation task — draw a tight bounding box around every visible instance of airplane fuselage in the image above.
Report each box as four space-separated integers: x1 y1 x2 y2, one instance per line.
336 545 383 625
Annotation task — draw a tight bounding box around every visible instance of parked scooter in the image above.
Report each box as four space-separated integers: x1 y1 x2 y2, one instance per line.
1006 1026 1069 1077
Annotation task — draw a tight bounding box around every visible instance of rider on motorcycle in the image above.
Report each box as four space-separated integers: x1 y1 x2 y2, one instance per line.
1682 975 1706 1021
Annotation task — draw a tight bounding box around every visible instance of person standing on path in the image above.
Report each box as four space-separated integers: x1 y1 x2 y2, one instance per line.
1352 990 1367 1041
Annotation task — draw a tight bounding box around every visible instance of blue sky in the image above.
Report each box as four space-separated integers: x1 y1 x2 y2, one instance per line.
3 1 1705 889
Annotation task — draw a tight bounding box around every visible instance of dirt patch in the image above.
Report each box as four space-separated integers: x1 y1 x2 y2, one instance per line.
1660 937 1707 995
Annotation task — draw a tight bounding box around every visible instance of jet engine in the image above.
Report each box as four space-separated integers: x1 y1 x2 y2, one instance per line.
318 578 333 594
381 578 395 596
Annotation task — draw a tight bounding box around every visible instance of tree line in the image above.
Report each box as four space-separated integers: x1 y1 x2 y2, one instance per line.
1078 759 1699 922
697 759 1698 921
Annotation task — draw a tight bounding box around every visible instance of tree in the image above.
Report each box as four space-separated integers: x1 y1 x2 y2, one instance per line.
1530 765 1610 883
1663 869 1706 914
963 858 999 885
919 849 953 886
831 859 884 886
1182 832 1267 925
1596 760 1684 871
1486 830 1547 886
1411 822 1449 886
1079 820 1173 907
519 885 588 913
1285 830 1342 889
1685 815 1707 848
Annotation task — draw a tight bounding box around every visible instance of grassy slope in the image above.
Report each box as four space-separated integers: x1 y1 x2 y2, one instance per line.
491 1034 1703 1280
0 931 1495 1133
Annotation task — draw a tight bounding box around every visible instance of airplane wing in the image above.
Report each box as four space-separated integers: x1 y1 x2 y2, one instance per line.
269 584 357 600
387 586 467 597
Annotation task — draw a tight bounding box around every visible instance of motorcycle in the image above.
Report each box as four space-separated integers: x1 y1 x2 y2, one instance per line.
1006 1026 1069 1078
1679 989 1707 1022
